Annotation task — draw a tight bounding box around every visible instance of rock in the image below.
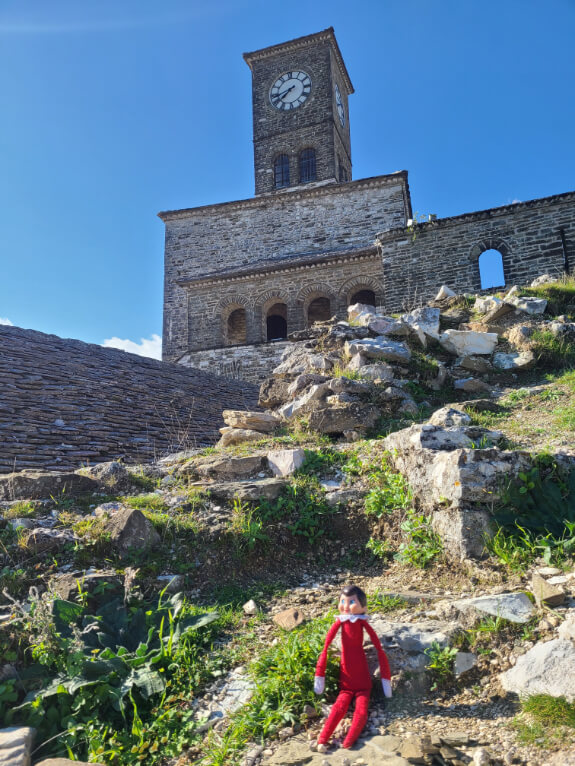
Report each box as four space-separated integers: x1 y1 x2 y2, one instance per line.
453 592 535 624
453 377 492 393
22 527 77 553
217 427 266 448
475 296 503 314
431 507 492 560
243 599 258 615
0 727 34 766
483 301 516 322
500 638 575 701
506 324 534 348
531 572 565 607
7 518 35 530
368 317 407 336
344 337 411 363
441 731 469 747
208 478 286 503
558 615 575 641
428 407 471 427
0 471 97 501
102 506 161 552
272 607 306 630
348 302 376 320
277 383 328 420
79 461 133 493
472 748 492 766
531 273 558 287
435 285 456 300
49 569 121 602
222 410 279 433
287 373 330 397
307 403 380 434
493 351 535 370
265 732 411 765
458 355 493 374
535 566 563 576
371 618 459 654
454 652 477 677
401 307 441 339
439 330 498 356
156 574 185 593
179 454 265 481
509 295 548 314
267 449 305 477
400 735 428 762
258 376 291 409
356 362 394 382
346 353 367 371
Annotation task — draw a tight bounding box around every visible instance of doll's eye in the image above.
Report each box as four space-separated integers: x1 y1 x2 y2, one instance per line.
350 599 355 605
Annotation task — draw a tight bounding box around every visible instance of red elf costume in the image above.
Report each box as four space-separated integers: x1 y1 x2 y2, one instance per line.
314 584 391 750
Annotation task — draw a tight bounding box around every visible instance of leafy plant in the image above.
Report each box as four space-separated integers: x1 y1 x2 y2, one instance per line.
259 478 334 545
230 497 269 553
367 592 407 612
364 457 412 517
295 448 342 477
365 537 394 561
396 510 443 568
424 641 457 689
530 329 575 370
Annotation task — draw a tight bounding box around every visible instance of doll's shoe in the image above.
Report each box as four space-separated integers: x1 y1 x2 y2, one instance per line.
317 743 329 754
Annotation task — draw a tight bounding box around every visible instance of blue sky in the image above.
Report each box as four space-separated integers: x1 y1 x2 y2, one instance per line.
1 0 574 358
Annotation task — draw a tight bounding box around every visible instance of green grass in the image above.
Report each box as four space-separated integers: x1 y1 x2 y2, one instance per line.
531 329 575 370
122 493 170 512
522 274 575 319
367 592 407 612
3 501 39 520
513 694 575 749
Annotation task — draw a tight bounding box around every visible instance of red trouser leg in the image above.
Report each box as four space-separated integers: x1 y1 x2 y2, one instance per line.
342 689 370 748
317 689 354 745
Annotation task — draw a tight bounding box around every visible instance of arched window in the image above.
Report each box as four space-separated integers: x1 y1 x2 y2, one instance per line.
479 249 505 290
299 148 316 184
350 289 376 308
266 302 287 341
227 308 247 345
274 154 290 189
307 296 331 324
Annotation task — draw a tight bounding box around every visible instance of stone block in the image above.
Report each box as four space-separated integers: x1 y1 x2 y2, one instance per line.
500 638 575 701
267 448 305 477
531 572 565 607
439 330 498 356
222 410 279 433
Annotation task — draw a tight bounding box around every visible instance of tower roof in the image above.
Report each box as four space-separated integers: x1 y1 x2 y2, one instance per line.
243 27 354 94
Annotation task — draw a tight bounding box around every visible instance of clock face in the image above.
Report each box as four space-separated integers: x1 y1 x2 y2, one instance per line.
335 84 345 127
270 71 312 111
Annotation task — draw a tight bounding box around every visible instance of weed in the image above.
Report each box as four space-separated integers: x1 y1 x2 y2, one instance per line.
424 641 457 689
332 363 361 380
364 455 412 517
522 694 575 727
3 501 39 520
122 493 170 512
531 329 575 370
367 592 407 612
295 448 342 478
230 497 269 554
512 694 575 749
365 537 394 561
259 477 335 545
397 510 443 568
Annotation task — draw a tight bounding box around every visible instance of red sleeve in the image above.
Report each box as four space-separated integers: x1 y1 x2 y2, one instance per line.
315 620 341 678
364 622 391 681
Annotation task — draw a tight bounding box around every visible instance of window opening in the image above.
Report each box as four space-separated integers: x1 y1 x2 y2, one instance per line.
266 302 287 341
307 296 331 324
227 308 247 345
350 289 376 308
478 249 505 289
274 154 290 189
299 148 317 183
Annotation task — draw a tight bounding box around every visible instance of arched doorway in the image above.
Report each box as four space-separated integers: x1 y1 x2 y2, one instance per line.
226 307 247 345
266 302 287 341
307 296 331 324
479 249 505 289
350 289 376 307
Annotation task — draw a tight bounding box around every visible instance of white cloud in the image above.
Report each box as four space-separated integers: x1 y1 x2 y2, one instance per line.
511 198 522 204
102 333 162 360
0 317 14 326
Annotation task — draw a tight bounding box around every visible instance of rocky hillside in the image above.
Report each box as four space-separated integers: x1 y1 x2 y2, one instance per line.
1 275 575 766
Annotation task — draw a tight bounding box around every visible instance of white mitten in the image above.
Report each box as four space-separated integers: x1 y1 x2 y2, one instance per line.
314 676 325 694
382 679 392 698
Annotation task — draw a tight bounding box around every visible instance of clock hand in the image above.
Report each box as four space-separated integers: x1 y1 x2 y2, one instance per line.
273 85 295 101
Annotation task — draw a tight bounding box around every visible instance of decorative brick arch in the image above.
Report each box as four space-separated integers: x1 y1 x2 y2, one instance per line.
338 276 384 307
257 290 290 341
215 295 252 346
296 283 337 325
469 238 511 290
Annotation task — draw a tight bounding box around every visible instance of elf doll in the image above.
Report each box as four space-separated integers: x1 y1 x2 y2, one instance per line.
313 584 392 752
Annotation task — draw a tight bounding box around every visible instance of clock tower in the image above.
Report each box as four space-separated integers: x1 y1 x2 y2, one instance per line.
243 28 354 196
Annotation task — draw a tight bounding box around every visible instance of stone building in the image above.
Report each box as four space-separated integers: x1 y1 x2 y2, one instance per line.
160 28 575 383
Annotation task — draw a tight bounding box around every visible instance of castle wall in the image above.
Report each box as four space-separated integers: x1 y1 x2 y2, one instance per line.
0 325 258 474
377 192 575 311
161 174 408 361
178 341 290 384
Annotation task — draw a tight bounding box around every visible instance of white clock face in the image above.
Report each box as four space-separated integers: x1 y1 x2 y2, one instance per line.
270 71 312 111
335 84 345 127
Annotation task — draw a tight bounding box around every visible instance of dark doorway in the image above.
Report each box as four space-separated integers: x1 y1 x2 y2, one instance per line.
350 289 376 307
266 302 288 341
227 308 246 345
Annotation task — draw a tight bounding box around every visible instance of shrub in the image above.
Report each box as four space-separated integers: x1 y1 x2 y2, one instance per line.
397 509 443 568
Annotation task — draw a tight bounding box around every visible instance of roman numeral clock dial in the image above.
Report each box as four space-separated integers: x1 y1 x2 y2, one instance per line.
269 71 312 110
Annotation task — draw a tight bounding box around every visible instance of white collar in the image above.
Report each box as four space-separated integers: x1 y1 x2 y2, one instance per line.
338 613 369 623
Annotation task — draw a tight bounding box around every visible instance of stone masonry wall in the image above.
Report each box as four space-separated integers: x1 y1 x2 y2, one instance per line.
0 325 258 474
179 341 290 384
161 173 409 361
377 192 575 311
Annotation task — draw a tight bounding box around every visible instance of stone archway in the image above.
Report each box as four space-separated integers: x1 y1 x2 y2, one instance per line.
469 238 510 291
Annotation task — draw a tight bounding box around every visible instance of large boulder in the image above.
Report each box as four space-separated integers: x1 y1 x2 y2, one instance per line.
344 337 411 363
0 471 97 501
222 410 279 433
439 330 498 356
493 351 535 371
431 507 492 559
258 376 291 409
79 461 134 493
307 402 380 435
208 478 286 503
217 427 266 448
0 727 34 766
451 592 536 625
500 639 575 701
267 449 305 477
99 506 161 552
22 527 77 553
401 307 441 342
509 296 548 315
178 454 265 481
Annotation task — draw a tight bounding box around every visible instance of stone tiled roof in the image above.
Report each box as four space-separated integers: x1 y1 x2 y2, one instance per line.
0 325 258 473
177 246 378 287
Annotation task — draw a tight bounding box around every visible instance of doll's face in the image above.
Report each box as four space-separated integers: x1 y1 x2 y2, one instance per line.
338 593 366 615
